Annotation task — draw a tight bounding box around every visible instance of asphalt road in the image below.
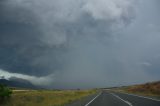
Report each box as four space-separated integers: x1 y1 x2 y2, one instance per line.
85 91 160 106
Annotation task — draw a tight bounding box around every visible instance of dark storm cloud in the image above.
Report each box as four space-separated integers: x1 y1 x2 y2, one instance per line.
0 0 160 88
0 0 135 75
0 0 68 76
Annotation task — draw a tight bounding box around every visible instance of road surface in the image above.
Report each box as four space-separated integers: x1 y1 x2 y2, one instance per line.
85 90 160 106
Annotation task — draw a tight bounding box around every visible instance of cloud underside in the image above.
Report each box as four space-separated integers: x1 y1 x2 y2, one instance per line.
0 0 160 88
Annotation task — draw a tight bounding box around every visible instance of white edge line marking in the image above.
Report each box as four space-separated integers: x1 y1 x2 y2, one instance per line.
85 92 102 106
118 92 160 102
111 93 133 106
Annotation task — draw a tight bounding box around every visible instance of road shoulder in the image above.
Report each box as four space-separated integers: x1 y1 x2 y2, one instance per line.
66 92 100 106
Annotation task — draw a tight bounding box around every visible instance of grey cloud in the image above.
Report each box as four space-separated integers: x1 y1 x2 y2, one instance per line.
0 0 160 88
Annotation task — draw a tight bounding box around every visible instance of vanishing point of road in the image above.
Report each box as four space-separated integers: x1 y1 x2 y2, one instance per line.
84 90 160 106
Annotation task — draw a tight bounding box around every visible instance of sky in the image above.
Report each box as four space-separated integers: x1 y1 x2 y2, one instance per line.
0 0 160 89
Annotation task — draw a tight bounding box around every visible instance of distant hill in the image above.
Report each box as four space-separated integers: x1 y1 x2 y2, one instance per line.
0 77 37 89
126 81 160 95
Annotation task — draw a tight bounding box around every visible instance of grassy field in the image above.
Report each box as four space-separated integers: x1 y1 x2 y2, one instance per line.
0 89 97 106
116 81 160 99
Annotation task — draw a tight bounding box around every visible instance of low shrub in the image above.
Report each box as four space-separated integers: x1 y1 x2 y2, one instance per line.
0 84 12 100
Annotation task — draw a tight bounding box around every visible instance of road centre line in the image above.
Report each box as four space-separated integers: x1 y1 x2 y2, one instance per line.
110 93 133 106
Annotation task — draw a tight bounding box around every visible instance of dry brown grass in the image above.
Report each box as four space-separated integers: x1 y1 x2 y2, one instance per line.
126 81 160 96
0 89 97 106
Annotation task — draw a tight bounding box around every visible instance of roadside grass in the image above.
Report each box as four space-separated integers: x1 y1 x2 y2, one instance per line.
114 81 160 99
0 89 97 106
